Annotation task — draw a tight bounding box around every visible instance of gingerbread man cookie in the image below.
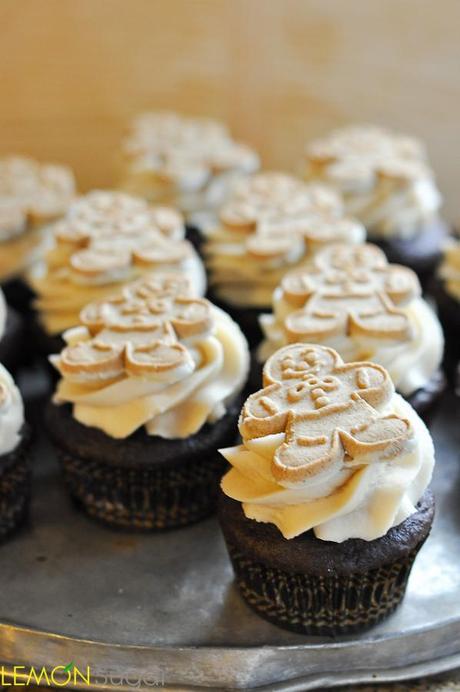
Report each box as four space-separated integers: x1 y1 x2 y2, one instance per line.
279 244 421 342
219 173 361 262
240 344 412 484
56 273 213 382
52 191 190 283
0 156 75 239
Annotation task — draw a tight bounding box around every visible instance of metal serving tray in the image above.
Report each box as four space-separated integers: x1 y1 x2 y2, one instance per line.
0 380 459 691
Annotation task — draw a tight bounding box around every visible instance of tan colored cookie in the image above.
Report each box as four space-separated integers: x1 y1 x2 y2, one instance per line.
305 125 431 186
0 156 75 235
240 343 412 484
218 172 365 262
280 243 420 343
122 111 258 185
52 191 190 283
55 272 213 382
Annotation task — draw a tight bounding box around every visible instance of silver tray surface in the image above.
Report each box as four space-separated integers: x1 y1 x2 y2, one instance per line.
0 384 459 691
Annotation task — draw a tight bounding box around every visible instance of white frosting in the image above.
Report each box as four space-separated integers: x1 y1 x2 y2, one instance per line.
0 364 24 456
439 240 460 302
53 306 249 440
0 289 6 342
221 393 433 542
259 294 443 397
303 125 442 239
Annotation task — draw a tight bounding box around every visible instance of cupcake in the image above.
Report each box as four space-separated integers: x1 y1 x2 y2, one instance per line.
46 272 249 530
28 190 206 355
302 125 449 287
0 155 76 310
205 172 365 347
219 343 435 635
432 239 460 375
257 244 445 422
0 288 25 373
119 111 260 240
0 364 30 541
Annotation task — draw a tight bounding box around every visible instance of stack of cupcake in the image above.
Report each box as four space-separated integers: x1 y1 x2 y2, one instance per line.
0 119 453 641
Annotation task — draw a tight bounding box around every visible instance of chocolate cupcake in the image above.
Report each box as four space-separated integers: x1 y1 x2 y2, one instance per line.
256 244 445 422
302 125 450 288
205 172 365 347
0 289 25 373
118 111 259 240
432 240 460 376
0 155 76 312
0 364 30 541
27 190 207 356
219 343 435 636
46 272 249 530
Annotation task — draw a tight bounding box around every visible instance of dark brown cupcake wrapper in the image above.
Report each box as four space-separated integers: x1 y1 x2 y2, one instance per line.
57 448 228 531
0 427 31 541
225 538 426 637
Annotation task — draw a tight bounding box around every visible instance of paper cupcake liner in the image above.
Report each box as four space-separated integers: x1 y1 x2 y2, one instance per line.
225 540 424 636
57 449 228 531
0 428 31 541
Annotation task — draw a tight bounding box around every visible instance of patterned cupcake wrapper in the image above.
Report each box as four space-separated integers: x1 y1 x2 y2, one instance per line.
225 539 425 636
57 449 228 531
0 431 31 541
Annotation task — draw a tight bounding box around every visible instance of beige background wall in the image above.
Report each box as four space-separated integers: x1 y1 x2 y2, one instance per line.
0 0 458 220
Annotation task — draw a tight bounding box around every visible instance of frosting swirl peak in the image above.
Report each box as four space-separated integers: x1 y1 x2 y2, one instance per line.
303 125 442 239
0 364 24 456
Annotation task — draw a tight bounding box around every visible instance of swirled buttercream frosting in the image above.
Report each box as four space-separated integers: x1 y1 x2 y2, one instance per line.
0 289 6 342
205 172 365 308
51 272 249 439
0 363 24 456
221 343 434 542
29 190 207 335
119 111 259 221
259 244 444 396
303 125 442 239
439 240 460 302
0 156 75 280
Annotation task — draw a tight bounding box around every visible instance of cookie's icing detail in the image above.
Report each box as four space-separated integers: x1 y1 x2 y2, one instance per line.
52 273 249 440
303 125 442 239
221 343 435 542
259 244 444 397
439 240 460 302
205 172 365 308
0 156 76 280
120 111 259 220
0 364 24 456
29 191 206 335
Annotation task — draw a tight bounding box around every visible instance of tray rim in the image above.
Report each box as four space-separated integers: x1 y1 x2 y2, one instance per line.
1 616 460 690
